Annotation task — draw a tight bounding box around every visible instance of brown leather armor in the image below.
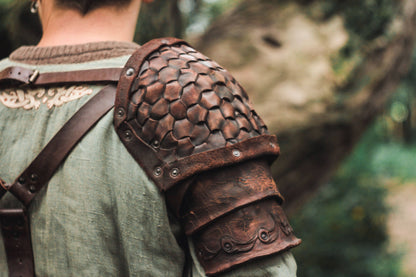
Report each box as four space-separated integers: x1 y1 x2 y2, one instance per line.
114 38 301 275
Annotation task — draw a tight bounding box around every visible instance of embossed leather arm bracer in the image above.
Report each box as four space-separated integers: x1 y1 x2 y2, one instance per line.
114 38 301 275
169 159 301 275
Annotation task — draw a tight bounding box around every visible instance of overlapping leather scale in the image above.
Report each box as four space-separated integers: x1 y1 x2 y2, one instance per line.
125 44 268 158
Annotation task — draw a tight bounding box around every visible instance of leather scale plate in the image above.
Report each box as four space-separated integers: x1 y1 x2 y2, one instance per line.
114 38 280 191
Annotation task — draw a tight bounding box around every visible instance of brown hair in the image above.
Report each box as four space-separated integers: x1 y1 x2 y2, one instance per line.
55 0 133 15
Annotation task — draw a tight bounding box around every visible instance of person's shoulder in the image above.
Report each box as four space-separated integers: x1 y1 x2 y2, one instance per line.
115 37 271 191
113 39 300 276
127 37 242 99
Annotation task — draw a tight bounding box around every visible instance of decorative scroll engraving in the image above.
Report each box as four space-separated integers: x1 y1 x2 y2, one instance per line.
192 199 301 275
0 86 93 110
196 209 281 261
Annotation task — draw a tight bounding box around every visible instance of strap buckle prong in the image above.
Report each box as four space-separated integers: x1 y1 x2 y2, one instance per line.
28 70 40 84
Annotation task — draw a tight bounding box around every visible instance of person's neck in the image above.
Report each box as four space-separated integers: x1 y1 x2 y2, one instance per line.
37 4 141 47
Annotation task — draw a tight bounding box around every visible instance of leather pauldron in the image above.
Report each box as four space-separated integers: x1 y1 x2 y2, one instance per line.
114 38 279 191
114 38 300 275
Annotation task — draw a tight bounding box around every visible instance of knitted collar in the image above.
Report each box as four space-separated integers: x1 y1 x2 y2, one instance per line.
9 41 139 65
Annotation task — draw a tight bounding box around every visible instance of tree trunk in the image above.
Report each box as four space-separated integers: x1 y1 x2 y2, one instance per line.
193 0 416 212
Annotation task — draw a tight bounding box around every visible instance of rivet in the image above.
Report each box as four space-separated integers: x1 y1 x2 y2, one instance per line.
153 167 162 177
124 130 133 141
126 68 135 76
232 149 241 157
151 140 160 148
223 242 232 251
260 231 269 240
29 185 36 193
234 111 240 117
18 177 26 184
161 39 169 44
270 142 275 148
30 174 38 182
170 168 180 178
116 107 125 117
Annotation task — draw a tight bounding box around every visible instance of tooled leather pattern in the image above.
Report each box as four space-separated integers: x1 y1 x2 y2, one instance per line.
181 159 284 235
197 208 280 259
125 43 268 159
193 199 301 275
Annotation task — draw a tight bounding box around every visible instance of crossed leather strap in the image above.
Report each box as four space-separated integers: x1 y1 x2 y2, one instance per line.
0 68 121 277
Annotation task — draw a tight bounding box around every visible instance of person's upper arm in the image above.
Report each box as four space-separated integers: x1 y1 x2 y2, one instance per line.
114 37 301 276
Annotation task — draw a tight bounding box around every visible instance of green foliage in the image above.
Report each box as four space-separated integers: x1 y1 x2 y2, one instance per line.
0 0 42 59
402 49 416 87
373 142 416 180
385 48 416 143
283 0 401 91
135 0 183 44
182 0 240 35
291 123 404 277
319 0 398 41
314 0 400 90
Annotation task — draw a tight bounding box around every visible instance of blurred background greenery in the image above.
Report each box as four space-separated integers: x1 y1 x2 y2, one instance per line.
1 0 416 276
291 45 416 276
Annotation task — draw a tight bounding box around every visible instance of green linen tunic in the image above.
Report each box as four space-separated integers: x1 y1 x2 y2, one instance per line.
0 43 297 276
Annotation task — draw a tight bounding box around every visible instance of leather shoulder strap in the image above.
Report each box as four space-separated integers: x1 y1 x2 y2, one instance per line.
0 67 123 86
2 85 116 206
0 52 128 277
0 85 116 277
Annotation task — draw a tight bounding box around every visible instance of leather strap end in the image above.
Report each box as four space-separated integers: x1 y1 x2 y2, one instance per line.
0 178 9 199
0 209 35 277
